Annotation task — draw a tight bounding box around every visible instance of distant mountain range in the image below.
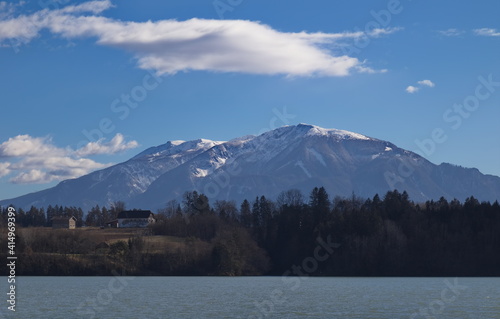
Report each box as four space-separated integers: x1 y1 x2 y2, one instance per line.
2 124 500 211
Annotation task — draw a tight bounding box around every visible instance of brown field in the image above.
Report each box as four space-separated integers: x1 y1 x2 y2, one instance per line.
17 226 210 254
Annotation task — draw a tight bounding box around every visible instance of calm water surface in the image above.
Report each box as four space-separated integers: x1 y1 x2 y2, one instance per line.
2 277 499 318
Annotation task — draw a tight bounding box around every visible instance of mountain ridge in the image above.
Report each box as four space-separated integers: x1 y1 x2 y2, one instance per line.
2 124 499 211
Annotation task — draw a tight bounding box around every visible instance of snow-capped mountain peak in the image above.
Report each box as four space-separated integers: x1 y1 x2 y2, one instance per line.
170 140 186 145
1 124 499 212
296 123 372 140
133 138 223 160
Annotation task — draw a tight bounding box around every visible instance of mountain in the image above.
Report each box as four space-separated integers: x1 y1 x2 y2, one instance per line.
0 139 221 211
2 124 500 211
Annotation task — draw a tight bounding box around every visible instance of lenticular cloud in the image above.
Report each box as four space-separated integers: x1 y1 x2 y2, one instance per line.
0 0 398 77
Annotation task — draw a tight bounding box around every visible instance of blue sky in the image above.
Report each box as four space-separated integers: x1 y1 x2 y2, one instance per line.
0 0 499 200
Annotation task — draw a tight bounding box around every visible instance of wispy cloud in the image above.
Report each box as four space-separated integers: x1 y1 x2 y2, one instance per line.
417 79 435 88
473 28 500 37
369 27 403 38
75 134 138 157
0 1 24 20
0 0 399 77
406 79 435 94
0 162 10 178
9 170 49 184
294 26 403 42
437 28 464 37
0 133 138 184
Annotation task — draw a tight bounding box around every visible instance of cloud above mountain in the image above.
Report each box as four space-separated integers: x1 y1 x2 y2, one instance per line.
0 0 399 77
75 134 138 157
0 133 138 184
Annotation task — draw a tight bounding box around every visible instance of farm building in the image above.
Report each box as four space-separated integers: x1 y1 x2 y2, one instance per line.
105 219 118 228
115 210 155 228
52 216 77 229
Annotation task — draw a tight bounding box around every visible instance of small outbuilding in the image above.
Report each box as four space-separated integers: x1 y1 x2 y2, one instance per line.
52 216 77 229
105 219 119 228
116 210 155 228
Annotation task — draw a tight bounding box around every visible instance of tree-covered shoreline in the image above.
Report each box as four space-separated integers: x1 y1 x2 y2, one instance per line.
1 188 499 276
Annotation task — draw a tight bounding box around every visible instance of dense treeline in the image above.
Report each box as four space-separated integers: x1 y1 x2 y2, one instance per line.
0 205 84 228
1 188 499 276
0 201 127 228
151 188 500 276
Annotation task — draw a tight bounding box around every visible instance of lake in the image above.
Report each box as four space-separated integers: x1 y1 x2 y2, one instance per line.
2 277 499 318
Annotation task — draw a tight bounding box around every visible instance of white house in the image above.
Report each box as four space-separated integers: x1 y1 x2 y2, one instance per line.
116 210 155 228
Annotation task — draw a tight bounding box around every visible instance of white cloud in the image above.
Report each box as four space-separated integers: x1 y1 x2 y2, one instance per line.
0 1 25 19
0 2 12 19
75 133 138 156
9 156 109 184
0 133 138 184
10 169 55 184
474 28 500 37
0 1 113 44
406 79 435 94
368 27 403 38
417 79 435 88
0 135 65 157
0 162 10 177
292 27 402 42
405 86 419 94
357 66 387 74
0 0 401 77
58 0 113 14
437 28 464 37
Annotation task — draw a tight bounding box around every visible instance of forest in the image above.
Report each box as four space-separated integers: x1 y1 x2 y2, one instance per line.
1 188 499 276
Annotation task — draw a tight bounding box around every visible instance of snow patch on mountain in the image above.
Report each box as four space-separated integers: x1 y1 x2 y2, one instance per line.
194 168 209 177
171 140 186 145
295 160 312 177
134 138 223 160
307 147 327 167
300 123 372 140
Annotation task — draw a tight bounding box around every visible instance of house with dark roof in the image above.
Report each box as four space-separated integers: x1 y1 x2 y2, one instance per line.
52 216 77 229
116 210 155 228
